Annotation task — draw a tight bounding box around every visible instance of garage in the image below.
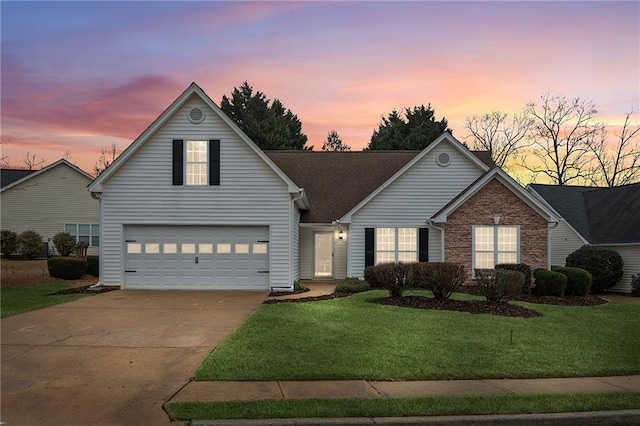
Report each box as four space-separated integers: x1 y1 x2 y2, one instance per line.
123 225 269 290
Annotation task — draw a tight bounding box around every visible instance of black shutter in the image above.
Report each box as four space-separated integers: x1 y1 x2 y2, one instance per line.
172 139 183 185
365 228 375 267
209 139 220 186
418 227 429 262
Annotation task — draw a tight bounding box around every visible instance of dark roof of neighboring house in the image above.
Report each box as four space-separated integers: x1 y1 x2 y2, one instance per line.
267 150 494 223
530 183 640 244
1 169 37 189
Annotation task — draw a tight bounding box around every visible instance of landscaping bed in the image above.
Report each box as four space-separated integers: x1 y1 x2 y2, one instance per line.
458 285 608 306
50 284 118 295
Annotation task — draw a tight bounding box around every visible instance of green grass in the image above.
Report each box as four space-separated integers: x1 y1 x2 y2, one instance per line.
196 290 640 381
166 392 640 421
1 284 90 318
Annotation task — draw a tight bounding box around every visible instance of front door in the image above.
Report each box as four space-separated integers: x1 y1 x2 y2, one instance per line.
314 233 333 278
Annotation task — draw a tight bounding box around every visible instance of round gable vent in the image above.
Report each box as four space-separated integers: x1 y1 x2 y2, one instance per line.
436 152 451 167
188 107 205 124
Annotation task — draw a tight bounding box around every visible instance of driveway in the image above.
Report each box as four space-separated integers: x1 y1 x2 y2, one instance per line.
1 289 267 425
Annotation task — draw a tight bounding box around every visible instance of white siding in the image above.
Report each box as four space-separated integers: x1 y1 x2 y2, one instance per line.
549 221 586 267
99 95 292 288
299 226 347 280
0 163 99 255
291 207 301 283
348 143 483 277
605 245 639 293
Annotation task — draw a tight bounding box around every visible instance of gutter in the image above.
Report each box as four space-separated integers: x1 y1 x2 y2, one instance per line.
428 220 446 261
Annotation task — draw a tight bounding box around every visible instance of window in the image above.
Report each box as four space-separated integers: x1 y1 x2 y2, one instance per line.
65 224 100 247
185 140 208 185
375 227 417 264
473 225 519 272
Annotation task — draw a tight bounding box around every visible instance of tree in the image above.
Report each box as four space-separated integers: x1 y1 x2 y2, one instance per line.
587 111 640 187
367 104 451 150
321 130 351 151
464 111 532 168
93 143 120 177
220 81 309 150
517 92 603 185
23 152 46 170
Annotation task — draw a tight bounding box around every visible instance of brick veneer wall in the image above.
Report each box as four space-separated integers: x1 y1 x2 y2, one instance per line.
445 178 548 280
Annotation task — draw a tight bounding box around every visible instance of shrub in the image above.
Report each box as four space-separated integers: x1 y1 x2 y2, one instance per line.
1 230 18 257
363 266 381 288
47 257 88 280
87 255 100 277
477 269 524 303
18 230 44 259
566 245 624 293
52 232 76 256
552 266 593 296
373 262 415 297
631 274 640 297
533 268 567 297
420 262 466 300
496 263 532 294
335 277 371 294
293 280 308 292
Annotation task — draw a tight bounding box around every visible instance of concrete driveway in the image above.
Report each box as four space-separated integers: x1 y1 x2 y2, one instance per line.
1 289 267 425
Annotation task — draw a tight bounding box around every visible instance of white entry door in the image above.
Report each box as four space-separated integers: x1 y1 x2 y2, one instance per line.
314 233 333 278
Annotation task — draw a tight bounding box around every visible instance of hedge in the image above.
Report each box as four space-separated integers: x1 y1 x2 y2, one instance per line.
566 245 623 293
495 263 532 294
47 257 88 280
533 268 567 297
87 256 99 277
552 266 592 296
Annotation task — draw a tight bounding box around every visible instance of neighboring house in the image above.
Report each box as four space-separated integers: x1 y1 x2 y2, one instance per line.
529 183 640 293
1 159 100 256
88 82 559 291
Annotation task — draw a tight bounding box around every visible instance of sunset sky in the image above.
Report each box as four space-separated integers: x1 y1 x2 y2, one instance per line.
1 1 639 176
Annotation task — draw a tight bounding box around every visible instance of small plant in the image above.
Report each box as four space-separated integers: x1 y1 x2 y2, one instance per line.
363 266 380 288
87 255 99 277
566 245 624 293
631 274 640 297
373 262 415 297
47 257 88 280
75 241 89 259
421 262 466 300
18 230 44 259
293 280 308 292
1 230 18 257
52 232 77 256
533 268 567 297
335 277 370 294
552 266 593 296
477 269 524 303
496 263 532 294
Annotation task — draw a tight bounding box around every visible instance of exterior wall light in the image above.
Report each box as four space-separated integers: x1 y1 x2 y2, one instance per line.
338 230 345 240
494 216 501 225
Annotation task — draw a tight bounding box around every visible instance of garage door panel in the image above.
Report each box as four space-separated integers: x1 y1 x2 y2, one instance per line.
124 225 269 290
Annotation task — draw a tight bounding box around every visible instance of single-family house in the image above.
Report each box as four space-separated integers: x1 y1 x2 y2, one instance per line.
1 159 100 256
88 82 559 291
529 183 640 293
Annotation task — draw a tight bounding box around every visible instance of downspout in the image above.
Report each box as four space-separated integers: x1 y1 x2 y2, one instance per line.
288 190 305 291
89 192 103 289
428 220 446 261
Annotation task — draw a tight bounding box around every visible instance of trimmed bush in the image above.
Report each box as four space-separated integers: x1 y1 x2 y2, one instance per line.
477 269 524 303
418 262 466 300
87 255 99 277
1 230 18 257
18 230 44 259
52 232 76 256
496 263 532 294
566 245 624 293
335 277 370 294
533 268 567 297
631 274 640 297
373 262 415 297
47 257 88 280
552 266 593 296
363 266 380 288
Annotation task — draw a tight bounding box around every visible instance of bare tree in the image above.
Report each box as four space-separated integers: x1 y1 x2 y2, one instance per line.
93 143 120 176
587 111 640 187
0 153 9 168
23 152 46 170
517 92 604 186
321 130 351 151
464 111 532 168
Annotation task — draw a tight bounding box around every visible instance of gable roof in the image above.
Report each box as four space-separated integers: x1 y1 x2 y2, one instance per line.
430 168 559 223
0 159 93 193
88 82 304 199
530 183 640 244
267 136 495 224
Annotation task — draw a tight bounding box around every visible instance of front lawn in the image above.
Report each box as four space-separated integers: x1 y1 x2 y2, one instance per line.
1 284 91 318
196 290 640 381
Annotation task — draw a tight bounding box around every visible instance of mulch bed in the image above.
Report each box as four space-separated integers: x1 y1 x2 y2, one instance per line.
457 286 608 307
269 287 310 297
264 292 351 304
50 285 119 295
372 296 542 318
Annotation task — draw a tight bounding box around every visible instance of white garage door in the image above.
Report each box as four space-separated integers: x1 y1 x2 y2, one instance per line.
124 225 269 290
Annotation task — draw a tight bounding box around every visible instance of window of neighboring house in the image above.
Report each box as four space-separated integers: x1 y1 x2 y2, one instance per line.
375 227 417 264
65 224 100 247
185 140 208 185
473 225 519 272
